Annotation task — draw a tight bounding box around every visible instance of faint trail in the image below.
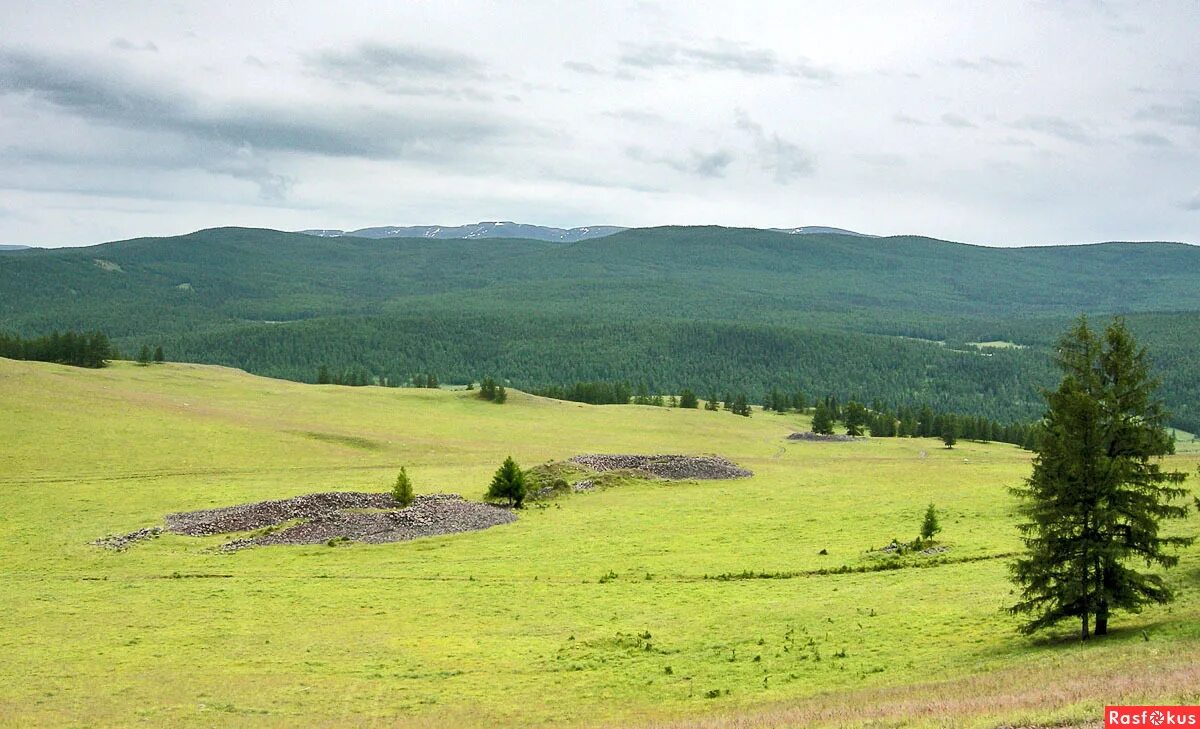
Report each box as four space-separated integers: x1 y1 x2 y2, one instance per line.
2 552 1016 585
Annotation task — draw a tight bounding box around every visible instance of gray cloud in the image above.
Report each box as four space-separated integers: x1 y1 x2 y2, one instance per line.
941 113 977 129
1126 131 1173 147
307 42 484 79
948 56 1023 72
110 38 158 52
626 146 735 178
304 42 493 99
603 108 667 125
1012 114 1092 143
1181 193 1200 212
0 50 506 160
209 144 295 201
618 39 833 81
1134 101 1200 129
735 111 815 183
563 60 604 75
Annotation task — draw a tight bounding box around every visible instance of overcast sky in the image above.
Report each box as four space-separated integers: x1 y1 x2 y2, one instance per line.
1 1 1197 247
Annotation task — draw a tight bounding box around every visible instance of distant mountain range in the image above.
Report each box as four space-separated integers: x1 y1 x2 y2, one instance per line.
0 245 32 252
768 226 876 237
299 222 626 243
299 222 874 242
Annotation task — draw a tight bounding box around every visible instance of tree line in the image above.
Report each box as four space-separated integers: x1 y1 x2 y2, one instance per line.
0 330 115 369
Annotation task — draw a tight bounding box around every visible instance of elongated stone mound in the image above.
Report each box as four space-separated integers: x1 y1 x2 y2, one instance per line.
567 454 752 480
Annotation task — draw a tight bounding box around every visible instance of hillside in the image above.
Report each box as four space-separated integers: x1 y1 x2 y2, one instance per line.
2 226 1199 427
1 358 1196 727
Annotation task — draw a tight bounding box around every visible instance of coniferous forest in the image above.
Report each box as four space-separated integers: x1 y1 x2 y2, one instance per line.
3 226 1200 430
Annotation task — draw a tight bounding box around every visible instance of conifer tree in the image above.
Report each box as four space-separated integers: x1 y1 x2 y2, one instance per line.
136 344 152 365
942 422 958 448
393 466 415 507
486 456 527 507
844 401 867 437
1010 318 1194 639
317 365 331 384
494 384 507 404
679 389 699 409
811 402 835 435
920 503 941 541
152 345 164 363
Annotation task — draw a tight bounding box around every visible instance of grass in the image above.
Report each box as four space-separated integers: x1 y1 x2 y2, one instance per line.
0 358 1197 728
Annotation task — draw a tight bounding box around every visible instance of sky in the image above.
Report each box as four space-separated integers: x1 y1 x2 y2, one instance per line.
0 1 1197 248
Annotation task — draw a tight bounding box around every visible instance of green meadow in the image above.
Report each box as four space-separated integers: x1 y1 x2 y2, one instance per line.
1 359 1197 727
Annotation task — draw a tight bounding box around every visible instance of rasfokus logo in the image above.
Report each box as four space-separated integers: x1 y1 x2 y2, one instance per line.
1106 706 1200 727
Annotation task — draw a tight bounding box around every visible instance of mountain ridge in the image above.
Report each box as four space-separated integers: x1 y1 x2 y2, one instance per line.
297 222 879 242
3 225 1199 428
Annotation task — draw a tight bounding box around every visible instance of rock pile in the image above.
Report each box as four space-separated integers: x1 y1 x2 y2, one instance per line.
223 494 515 550
95 492 515 551
164 491 397 536
787 432 857 442
91 526 162 551
568 454 752 480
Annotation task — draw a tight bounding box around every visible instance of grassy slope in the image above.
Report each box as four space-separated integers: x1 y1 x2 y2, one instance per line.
0 359 1197 727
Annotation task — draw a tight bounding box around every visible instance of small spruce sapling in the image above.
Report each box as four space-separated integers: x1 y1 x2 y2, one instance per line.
920 503 941 542
393 466 415 507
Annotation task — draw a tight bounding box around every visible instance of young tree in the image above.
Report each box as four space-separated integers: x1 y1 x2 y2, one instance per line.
679 389 699 409
920 503 941 541
152 345 164 363
1010 318 1194 640
811 402 835 435
486 456 527 507
844 401 868 437
732 393 751 416
316 365 331 384
494 384 507 404
704 391 720 411
393 466 415 507
136 344 152 365
942 421 958 449
479 376 497 400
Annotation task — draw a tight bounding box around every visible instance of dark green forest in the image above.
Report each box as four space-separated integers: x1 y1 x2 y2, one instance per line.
2 226 1198 429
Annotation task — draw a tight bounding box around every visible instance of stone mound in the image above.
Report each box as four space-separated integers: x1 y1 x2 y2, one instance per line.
165 491 397 536
787 432 857 442
568 454 752 480
95 492 515 551
222 494 515 550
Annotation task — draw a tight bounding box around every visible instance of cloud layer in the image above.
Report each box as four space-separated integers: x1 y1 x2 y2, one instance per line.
0 0 1197 246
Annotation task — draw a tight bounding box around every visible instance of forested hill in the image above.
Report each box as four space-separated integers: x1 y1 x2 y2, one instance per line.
2 225 1199 428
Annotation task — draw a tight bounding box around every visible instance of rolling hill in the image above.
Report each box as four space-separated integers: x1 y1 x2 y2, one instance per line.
1 357 1196 727
2 225 1198 427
